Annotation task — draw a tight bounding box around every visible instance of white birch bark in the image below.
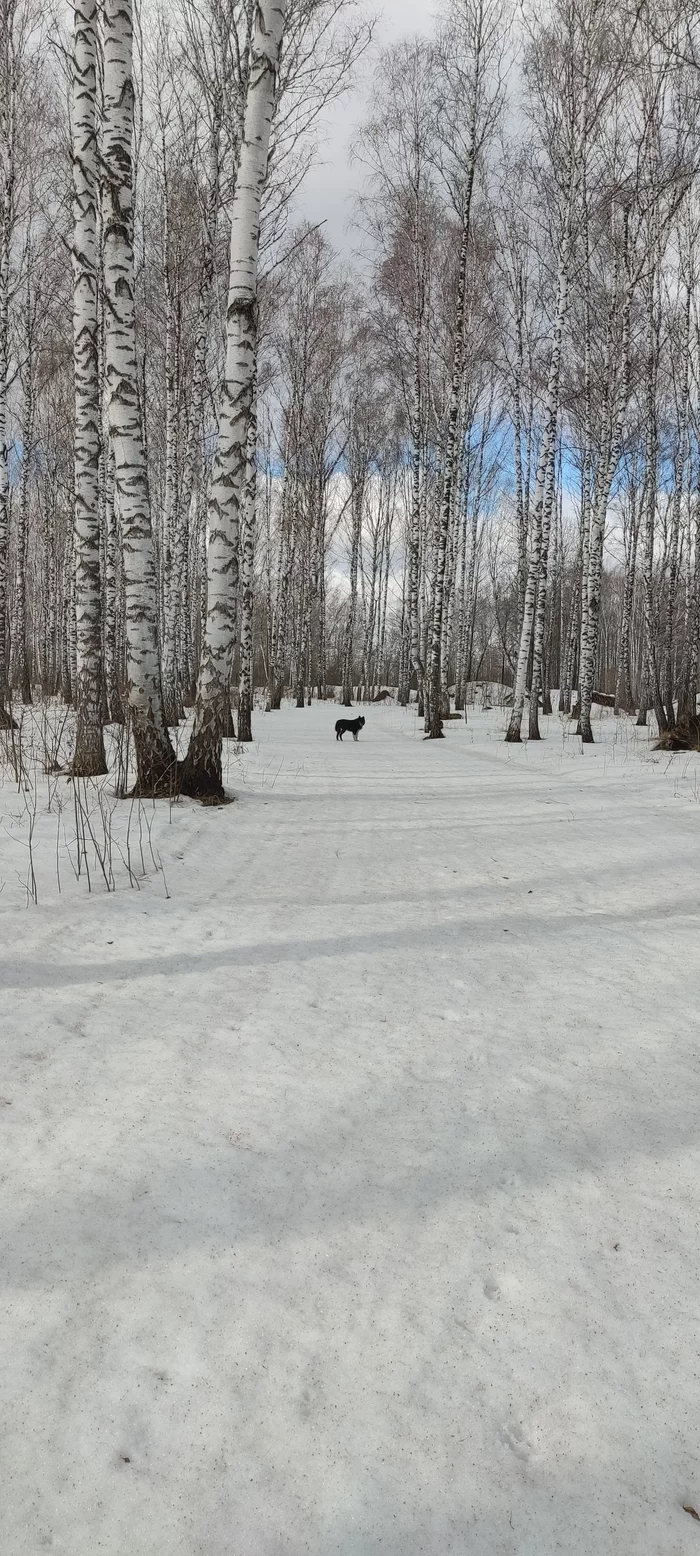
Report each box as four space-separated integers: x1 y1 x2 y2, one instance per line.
182 0 287 797
427 215 472 737
313 484 328 700
578 266 632 742
662 277 691 725
408 351 425 711
12 269 33 705
427 113 482 731
160 151 182 729
0 0 17 722
454 433 473 709
679 486 700 719
71 0 106 774
512 266 528 625
101 0 176 792
175 97 223 706
637 260 666 733
237 395 257 741
103 443 119 716
505 181 576 742
615 479 640 714
527 444 557 739
341 476 362 706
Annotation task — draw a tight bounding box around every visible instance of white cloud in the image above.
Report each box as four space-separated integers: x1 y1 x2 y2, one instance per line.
298 0 438 254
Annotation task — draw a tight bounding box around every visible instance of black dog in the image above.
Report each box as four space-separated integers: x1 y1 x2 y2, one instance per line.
335 715 365 741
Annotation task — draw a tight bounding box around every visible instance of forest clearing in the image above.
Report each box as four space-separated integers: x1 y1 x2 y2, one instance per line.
2 699 700 1552
4 0 700 1541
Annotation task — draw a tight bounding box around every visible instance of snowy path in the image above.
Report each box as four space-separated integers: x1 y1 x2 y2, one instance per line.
2 703 700 1554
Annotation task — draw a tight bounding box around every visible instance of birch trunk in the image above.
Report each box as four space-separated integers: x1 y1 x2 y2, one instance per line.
662 279 691 726
160 155 182 729
237 396 256 742
174 101 223 710
314 498 327 700
505 183 575 742
397 547 410 705
102 0 176 792
182 0 286 797
637 263 666 733
13 271 33 706
528 445 557 738
341 483 362 706
513 266 528 624
361 522 380 698
71 0 107 775
0 0 16 723
678 490 700 718
579 286 631 742
615 485 639 714
408 267 426 714
427 192 474 736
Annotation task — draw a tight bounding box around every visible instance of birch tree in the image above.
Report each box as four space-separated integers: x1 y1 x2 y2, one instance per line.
102 0 177 791
237 389 257 741
181 0 288 798
0 0 18 724
425 0 507 737
71 0 107 774
506 0 622 741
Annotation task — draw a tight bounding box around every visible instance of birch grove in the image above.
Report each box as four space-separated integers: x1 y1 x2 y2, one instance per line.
0 0 698 799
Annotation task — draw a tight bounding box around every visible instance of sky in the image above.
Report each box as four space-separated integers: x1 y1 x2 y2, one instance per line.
298 0 435 255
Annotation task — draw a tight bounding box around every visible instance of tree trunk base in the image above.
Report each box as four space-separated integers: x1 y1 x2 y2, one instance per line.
238 694 253 742
179 768 227 801
71 732 108 777
179 713 232 801
129 724 180 798
179 755 224 801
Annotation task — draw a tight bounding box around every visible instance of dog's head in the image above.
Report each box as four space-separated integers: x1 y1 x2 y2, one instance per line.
359 716 365 727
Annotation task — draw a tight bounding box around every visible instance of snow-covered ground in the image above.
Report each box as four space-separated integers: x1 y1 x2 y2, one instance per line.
2 701 700 1554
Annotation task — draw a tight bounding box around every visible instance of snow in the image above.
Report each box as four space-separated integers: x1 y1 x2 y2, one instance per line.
2 701 700 1554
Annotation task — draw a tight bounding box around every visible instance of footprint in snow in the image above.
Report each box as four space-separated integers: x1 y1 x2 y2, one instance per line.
484 1279 501 1300
500 1421 536 1460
